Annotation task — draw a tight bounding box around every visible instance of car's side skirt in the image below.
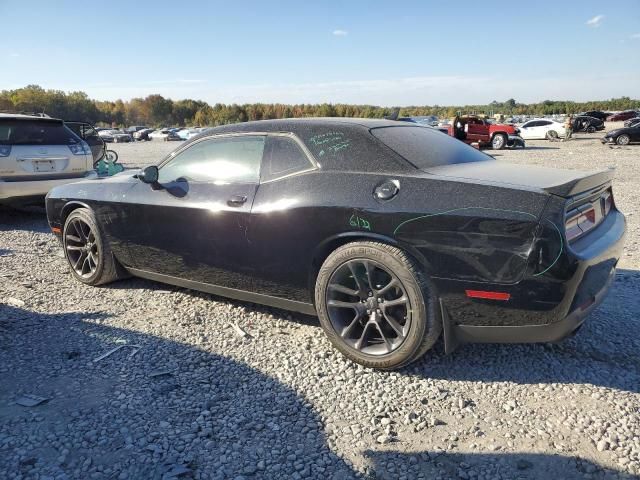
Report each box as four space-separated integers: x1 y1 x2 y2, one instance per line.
126 267 318 316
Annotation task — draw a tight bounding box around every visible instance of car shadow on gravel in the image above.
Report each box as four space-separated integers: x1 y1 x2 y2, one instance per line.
0 303 353 479
0 303 628 479
364 449 625 479
0 205 49 233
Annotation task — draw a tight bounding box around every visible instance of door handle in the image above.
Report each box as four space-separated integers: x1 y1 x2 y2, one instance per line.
227 195 247 206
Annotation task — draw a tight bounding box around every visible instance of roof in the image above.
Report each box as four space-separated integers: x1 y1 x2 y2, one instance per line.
205 117 409 135
0 113 61 122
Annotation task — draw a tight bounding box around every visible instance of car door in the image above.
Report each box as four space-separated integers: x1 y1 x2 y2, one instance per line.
246 133 318 302
519 121 535 139
630 126 640 142
66 122 105 165
119 134 266 290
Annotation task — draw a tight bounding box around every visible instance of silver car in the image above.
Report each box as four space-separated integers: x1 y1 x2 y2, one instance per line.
0 114 95 205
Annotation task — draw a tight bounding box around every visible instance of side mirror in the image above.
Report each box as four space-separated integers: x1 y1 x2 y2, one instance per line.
138 165 159 184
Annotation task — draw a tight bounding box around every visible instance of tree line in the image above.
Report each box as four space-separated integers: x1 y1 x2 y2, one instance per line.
1 85 638 127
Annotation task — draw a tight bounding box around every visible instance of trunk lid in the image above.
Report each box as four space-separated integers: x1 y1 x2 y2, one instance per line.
426 161 614 197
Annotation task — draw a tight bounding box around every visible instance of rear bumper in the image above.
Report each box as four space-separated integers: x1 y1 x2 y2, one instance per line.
444 266 615 350
0 172 96 203
440 209 626 351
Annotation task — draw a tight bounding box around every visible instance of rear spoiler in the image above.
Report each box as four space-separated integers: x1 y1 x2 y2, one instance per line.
545 168 614 197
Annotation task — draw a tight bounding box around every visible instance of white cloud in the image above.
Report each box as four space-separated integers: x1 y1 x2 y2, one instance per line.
332 29 348 37
9 52 19 57
630 33 640 39
586 15 604 27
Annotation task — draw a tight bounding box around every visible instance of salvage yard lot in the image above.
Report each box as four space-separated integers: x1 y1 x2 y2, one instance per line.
1 125 639 479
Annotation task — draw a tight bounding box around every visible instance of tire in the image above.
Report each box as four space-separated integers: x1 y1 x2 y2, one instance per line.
546 130 558 140
587 126 596 133
315 241 441 369
63 208 125 286
491 133 507 150
616 134 630 145
105 150 118 163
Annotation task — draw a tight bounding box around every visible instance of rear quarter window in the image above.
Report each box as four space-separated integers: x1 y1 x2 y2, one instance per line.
370 125 491 170
0 120 81 146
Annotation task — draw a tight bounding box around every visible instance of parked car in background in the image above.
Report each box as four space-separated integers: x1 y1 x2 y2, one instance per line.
177 127 206 140
45 118 625 369
97 129 115 143
125 125 149 136
397 115 439 126
149 129 182 141
578 111 609 121
0 113 95 205
607 110 639 122
443 115 522 149
111 130 133 143
66 121 106 164
572 116 605 133
601 123 640 145
623 117 640 128
133 128 154 141
518 118 566 140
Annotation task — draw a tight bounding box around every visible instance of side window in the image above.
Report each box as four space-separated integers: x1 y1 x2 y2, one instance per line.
522 121 533 128
158 135 265 184
261 135 313 182
540 121 551 126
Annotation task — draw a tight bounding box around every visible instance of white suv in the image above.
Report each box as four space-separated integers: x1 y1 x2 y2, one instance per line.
0 114 96 205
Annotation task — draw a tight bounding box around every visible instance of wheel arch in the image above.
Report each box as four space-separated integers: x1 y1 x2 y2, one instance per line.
308 231 430 303
60 200 92 227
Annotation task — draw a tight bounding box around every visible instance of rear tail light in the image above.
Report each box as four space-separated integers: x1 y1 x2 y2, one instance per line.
68 141 91 156
565 205 598 242
565 188 614 242
602 190 613 216
0 145 11 157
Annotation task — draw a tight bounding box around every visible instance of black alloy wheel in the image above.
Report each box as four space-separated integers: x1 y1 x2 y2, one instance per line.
65 217 99 278
315 242 441 369
326 259 411 355
63 208 125 286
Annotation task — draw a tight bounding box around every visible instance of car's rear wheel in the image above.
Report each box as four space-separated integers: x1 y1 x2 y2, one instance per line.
546 130 558 140
617 134 630 145
491 133 507 150
63 208 125 286
587 126 596 133
315 242 441 369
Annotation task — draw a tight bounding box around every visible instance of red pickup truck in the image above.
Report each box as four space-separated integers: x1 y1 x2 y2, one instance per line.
442 115 521 150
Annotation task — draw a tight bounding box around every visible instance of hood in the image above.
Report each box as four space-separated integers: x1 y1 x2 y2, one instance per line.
426 161 613 197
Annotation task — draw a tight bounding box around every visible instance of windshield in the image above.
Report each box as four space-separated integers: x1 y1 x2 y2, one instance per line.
0 120 81 146
370 125 491 169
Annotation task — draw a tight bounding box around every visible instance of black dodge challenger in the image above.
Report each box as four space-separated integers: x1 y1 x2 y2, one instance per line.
46 118 626 369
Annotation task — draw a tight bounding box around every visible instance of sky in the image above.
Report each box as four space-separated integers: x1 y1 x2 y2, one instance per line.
2 0 639 106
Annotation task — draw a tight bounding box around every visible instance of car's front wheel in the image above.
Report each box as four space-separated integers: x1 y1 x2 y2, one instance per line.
617 134 630 145
587 126 596 133
491 133 507 149
315 242 441 369
63 208 125 286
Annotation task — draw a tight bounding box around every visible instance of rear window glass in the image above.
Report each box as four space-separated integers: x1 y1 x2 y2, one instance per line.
0 120 81 146
370 125 491 169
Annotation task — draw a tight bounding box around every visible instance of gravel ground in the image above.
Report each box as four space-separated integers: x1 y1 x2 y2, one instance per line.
1 124 639 480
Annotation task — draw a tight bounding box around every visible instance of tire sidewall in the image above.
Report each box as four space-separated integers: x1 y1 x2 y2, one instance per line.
492 134 506 149
315 243 432 369
617 135 630 145
63 209 107 285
